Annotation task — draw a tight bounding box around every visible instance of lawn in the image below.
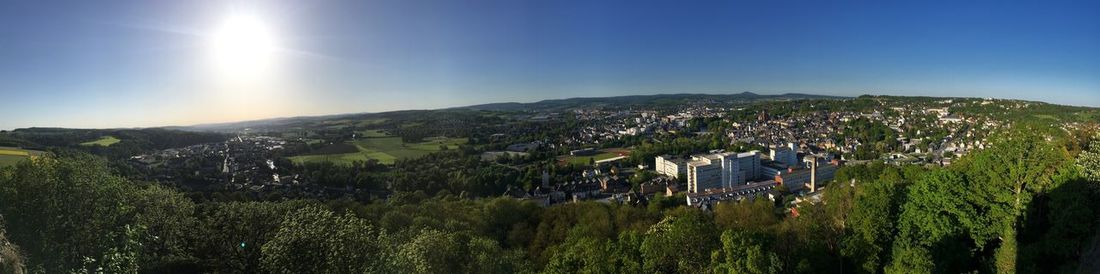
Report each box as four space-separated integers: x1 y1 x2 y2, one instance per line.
80 136 121 146
558 148 632 166
290 136 467 165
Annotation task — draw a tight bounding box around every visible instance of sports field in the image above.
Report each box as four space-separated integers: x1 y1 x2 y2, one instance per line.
80 136 121 146
290 136 467 165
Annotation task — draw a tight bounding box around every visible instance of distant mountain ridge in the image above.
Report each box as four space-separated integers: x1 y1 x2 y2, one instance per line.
456 92 846 111
169 112 372 132
177 92 844 130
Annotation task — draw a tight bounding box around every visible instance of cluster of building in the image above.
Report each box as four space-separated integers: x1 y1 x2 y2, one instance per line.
726 110 854 156
656 146 839 208
505 167 634 206
561 106 729 147
656 151 762 193
131 136 303 192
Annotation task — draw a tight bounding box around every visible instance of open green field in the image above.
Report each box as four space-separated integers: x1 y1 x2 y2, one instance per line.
0 155 28 167
80 136 121 146
1032 114 1059 120
357 118 389 127
290 136 467 165
317 118 390 130
0 147 44 167
356 129 391 138
558 148 631 166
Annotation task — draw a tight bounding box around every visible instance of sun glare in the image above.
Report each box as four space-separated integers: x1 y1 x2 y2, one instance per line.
208 13 278 76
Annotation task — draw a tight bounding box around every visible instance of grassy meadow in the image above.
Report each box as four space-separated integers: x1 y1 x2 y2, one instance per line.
0 147 44 167
290 134 467 165
80 136 121 146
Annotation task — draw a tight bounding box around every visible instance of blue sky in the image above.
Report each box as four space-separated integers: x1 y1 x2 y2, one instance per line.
1 0 1098 129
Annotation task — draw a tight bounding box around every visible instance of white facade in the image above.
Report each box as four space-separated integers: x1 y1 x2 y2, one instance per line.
769 146 799 168
735 151 762 184
655 155 687 178
686 152 741 193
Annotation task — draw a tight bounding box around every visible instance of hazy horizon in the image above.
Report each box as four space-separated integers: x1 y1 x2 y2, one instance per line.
2 90 1092 131
2 0 1098 129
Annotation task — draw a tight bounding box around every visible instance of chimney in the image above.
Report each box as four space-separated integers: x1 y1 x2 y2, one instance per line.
810 157 817 192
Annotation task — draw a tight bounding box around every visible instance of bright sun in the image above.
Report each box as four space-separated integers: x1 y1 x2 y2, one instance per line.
208 13 278 75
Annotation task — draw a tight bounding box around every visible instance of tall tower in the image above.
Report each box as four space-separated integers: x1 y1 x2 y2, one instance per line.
809 157 817 192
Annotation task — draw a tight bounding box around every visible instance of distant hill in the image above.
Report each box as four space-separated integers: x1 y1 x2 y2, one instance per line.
173 92 845 131
456 92 846 111
171 112 372 132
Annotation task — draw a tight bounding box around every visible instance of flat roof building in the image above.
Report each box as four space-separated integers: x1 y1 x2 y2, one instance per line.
686 180 778 207
685 151 763 193
654 155 687 179
736 151 763 183
769 144 799 168
775 161 837 193
686 152 738 193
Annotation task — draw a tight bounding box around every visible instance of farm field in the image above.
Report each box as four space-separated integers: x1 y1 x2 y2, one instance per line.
558 148 631 166
0 147 44 167
356 129 391 138
290 136 467 165
80 136 121 146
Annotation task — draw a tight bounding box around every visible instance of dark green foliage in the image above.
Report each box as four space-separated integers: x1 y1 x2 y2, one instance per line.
3 128 227 160
843 118 899 160
0 123 1098 273
294 160 386 189
887 169 978 273
841 167 906 273
389 150 523 197
713 199 780 232
0 227 23 274
260 206 383 273
190 201 314 273
641 209 719 273
630 137 716 166
131 185 200 271
711 230 783 274
0 155 143 273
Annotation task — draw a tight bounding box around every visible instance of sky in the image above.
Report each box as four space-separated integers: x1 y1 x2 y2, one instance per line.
0 0 1098 129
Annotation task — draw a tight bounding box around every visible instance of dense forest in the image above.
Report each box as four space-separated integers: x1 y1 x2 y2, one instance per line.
0 123 1098 273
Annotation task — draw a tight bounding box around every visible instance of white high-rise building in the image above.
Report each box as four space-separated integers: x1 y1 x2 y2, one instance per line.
735 151 762 184
686 152 745 193
654 155 687 178
769 145 798 168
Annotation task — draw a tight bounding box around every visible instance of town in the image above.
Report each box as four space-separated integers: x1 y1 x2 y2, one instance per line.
3 1 1099 272
92 94 1061 211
